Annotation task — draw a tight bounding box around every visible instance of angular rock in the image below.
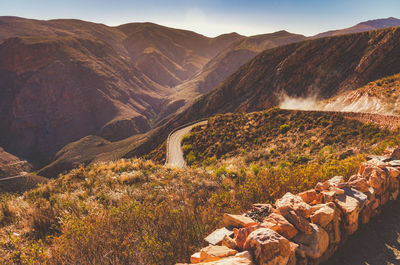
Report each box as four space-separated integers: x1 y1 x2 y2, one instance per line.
244 228 293 265
298 189 323 205
205 227 234 245
246 204 273 223
343 187 368 209
326 176 344 187
292 223 329 260
262 213 298 239
384 147 400 160
310 204 335 227
279 207 313 234
348 177 370 193
222 235 237 249
187 251 254 265
369 170 387 195
335 194 360 235
321 190 336 202
275 192 312 218
199 245 238 263
191 252 201 263
223 214 257 228
234 225 261 250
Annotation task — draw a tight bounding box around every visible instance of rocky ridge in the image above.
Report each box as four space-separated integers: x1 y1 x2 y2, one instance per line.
180 147 400 265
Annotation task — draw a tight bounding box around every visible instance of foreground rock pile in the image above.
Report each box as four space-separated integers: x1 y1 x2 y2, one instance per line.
178 147 400 265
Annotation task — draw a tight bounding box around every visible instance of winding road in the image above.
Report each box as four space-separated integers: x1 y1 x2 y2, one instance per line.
165 121 208 167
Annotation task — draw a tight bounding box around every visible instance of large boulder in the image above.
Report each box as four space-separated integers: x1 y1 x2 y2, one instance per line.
335 194 360 235
292 223 329 260
223 214 257 228
369 170 387 195
262 213 298 239
244 228 294 265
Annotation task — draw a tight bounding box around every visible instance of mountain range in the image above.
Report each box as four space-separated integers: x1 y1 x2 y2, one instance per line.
1 16 400 179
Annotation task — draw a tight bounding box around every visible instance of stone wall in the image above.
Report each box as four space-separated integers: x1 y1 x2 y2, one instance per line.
178 147 400 265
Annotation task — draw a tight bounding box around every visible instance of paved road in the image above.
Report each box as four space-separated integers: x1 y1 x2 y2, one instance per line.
166 121 208 167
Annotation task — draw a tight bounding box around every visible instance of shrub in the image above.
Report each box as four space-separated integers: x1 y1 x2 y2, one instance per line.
279 124 291 133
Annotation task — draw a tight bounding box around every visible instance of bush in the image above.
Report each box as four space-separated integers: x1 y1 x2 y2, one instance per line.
279 124 291 133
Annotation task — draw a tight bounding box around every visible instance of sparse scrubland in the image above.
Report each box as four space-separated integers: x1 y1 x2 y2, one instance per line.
0 108 400 264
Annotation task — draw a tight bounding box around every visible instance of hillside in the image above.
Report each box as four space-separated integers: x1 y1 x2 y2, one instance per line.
164 31 307 118
126 26 400 159
314 17 400 38
2 108 400 264
320 74 400 115
0 17 242 174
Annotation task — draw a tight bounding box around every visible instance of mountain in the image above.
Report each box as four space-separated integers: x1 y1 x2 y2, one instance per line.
164 31 306 114
314 17 400 38
125 26 400 158
0 17 242 169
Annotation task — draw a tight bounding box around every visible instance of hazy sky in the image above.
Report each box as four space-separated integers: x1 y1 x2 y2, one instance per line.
1 0 399 37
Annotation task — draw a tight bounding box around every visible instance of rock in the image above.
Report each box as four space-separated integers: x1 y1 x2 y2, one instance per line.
187 251 254 265
381 191 390 206
292 223 329 260
245 204 273 223
360 204 373 224
279 207 313 234
348 177 370 193
262 213 298 239
191 252 201 263
326 176 344 187
321 190 336 202
387 167 400 178
222 235 237 249
205 227 234 245
244 228 293 265
310 204 335 227
384 147 400 160
369 170 387 195
298 189 323 205
199 245 238 263
343 187 368 209
234 225 261 250
275 192 312 218
223 214 257 228
335 194 360 235
359 163 385 178
330 187 345 195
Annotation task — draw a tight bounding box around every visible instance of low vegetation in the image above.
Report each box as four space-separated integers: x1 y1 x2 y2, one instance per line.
1 108 400 264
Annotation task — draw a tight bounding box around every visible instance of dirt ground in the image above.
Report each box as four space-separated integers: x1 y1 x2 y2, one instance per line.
324 201 400 265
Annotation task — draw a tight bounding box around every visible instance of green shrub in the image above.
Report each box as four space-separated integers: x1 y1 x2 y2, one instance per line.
279 124 291 133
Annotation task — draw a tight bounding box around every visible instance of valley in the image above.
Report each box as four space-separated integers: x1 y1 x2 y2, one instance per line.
1 13 400 265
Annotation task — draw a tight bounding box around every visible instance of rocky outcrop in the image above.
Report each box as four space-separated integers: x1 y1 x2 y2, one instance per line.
180 147 400 265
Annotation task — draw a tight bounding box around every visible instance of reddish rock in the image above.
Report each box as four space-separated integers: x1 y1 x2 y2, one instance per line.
234 225 261 250
298 189 323 205
369 170 387 195
279 207 313 235
292 223 329 260
221 235 237 249
275 192 312 218
310 204 335 227
199 245 238 263
262 213 298 239
223 214 257 228
335 194 360 235
244 228 294 265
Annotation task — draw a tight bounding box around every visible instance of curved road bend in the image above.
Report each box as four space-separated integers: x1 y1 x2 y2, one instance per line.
166 121 208 167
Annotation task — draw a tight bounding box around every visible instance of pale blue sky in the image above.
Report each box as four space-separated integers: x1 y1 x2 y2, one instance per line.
1 0 399 36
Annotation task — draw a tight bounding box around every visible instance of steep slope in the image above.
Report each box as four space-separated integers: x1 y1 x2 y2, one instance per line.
0 17 242 172
315 17 400 38
0 147 32 178
164 31 307 117
118 23 244 88
0 35 165 166
174 26 400 122
125 26 400 159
